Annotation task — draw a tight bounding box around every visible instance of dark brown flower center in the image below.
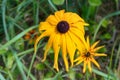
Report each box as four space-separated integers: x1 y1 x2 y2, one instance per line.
57 21 69 33
85 52 91 57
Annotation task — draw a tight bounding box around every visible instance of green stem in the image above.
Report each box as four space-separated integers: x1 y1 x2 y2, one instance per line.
109 38 117 69
2 0 9 41
66 0 68 11
114 43 120 69
27 49 37 79
86 6 96 20
27 40 44 79
7 70 14 80
86 71 89 80
48 0 58 11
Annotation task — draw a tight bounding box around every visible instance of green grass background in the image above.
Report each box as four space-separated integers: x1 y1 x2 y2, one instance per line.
0 0 120 80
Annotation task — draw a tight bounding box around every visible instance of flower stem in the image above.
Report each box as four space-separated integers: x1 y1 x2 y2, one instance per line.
48 0 58 11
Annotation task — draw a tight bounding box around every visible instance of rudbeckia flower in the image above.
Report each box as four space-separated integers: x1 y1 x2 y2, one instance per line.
34 10 88 71
74 36 107 73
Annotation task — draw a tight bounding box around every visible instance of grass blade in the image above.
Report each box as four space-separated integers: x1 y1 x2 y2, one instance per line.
92 68 113 79
2 0 9 41
0 73 6 80
48 0 58 11
92 11 120 42
10 47 27 80
0 25 38 50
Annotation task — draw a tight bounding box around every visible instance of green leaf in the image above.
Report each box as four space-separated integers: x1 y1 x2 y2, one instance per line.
15 38 24 51
35 63 45 70
68 69 75 80
76 73 83 79
103 33 111 39
0 49 8 55
45 71 54 78
102 19 111 28
52 0 65 5
44 71 63 80
100 33 112 40
88 0 102 6
6 52 14 69
93 68 113 79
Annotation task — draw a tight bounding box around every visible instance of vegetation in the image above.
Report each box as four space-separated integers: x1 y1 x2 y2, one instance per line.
0 0 120 80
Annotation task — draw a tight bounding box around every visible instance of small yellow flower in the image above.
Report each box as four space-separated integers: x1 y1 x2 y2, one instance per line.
74 36 107 73
34 10 88 71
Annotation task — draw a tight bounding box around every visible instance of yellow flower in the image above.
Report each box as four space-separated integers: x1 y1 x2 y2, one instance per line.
74 36 107 73
34 10 88 71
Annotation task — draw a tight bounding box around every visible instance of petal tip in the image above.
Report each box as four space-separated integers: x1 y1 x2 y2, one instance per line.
84 23 89 26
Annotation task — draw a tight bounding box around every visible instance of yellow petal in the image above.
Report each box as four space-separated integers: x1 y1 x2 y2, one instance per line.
88 61 92 73
74 56 82 62
71 22 85 34
84 23 89 26
66 33 76 67
46 15 58 26
69 13 84 23
86 36 90 50
53 33 60 71
61 34 69 71
34 30 52 53
39 22 54 31
75 58 84 65
93 46 104 52
42 33 56 62
63 12 72 21
70 27 84 41
91 58 100 69
83 61 87 73
55 10 65 21
68 31 85 53
91 41 100 49
94 53 107 56
70 28 87 50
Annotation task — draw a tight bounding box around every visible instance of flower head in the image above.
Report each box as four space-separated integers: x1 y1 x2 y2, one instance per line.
34 10 88 71
74 36 107 73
